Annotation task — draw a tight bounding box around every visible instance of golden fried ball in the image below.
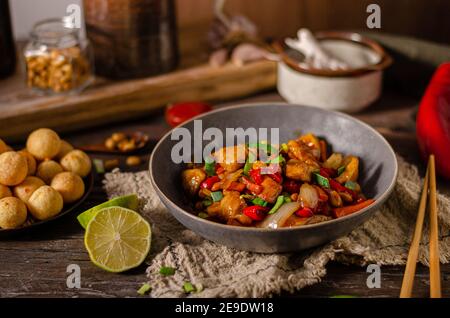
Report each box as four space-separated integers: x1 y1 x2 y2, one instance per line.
56 140 74 160
36 160 63 184
60 150 92 177
0 138 9 154
26 128 61 160
0 152 28 186
0 197 27 229
13 176 45 204
0 184 12 199
51 172 85 204
17 150 37 176
27 185 63 221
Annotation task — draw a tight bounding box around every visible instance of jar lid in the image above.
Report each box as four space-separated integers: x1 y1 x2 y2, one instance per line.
30 18 79 48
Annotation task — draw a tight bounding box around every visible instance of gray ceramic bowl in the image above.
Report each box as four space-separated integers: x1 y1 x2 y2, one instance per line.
149 103 398 253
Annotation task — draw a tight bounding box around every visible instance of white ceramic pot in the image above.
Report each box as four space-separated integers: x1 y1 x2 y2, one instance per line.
276 31 392 113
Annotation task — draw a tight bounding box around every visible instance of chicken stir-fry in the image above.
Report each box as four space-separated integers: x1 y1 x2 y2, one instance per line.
181 133 375 228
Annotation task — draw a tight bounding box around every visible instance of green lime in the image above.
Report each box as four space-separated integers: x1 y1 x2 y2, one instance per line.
77 194 139 229
84 207 151 273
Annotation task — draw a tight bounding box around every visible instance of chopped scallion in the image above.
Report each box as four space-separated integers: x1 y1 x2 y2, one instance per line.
159 266 176 276
268 196 285 215
137 283 151 295
345 181 357 190
198 212 209 219
314 172 330 188
337 166 346 176
183 282 196 293
204 157 216 176
211 191 223 202
252 197 268 207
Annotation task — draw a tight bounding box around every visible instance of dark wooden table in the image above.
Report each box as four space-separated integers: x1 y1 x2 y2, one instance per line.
1 91 449 298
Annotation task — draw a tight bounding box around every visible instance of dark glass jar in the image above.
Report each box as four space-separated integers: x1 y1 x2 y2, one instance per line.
84 0 179 79
0 0 16 79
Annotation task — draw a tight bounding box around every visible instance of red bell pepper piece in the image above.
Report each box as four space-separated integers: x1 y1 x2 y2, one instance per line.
241 176 263 194
320 167 336 178
268 172 283 184
243 206 269 221
200 176 220 190
165 102 212 127
282 179 300 194
295 207 314 218
329 179 356 199
226 181 246 192
216 165 225 175
249 169 264 185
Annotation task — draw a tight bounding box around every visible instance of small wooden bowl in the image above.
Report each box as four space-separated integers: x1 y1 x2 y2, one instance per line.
79 132 150 154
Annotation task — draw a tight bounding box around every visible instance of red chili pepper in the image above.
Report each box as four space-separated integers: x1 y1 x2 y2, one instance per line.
295 207 314 218
329 179 356 199
268 172 283 184
200 176 220 190
226 181 246 192
249 169 263 185
243 206 269 221
216 165 225 175
241 176 263 194
282 179 300 194
320 167 336 178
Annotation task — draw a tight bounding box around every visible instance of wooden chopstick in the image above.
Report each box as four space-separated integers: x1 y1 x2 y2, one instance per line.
400 160 430 298
428 155 442 298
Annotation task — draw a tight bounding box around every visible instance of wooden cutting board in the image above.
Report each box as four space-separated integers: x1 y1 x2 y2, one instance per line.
0 60 277 142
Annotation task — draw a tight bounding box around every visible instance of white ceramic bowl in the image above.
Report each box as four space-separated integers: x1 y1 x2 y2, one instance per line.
276 31 392 113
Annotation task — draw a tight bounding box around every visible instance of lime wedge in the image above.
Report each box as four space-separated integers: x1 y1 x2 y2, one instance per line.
84 207 151 273
77 194 139 229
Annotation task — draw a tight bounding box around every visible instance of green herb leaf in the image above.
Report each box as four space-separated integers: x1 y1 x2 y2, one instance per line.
211 191 223 202
137 283 152 295
183 282 196 293
159 266 176 276
268 195 285 215
345 181 357 190
314 173 330 188
337 166 346 176
252 197 268 207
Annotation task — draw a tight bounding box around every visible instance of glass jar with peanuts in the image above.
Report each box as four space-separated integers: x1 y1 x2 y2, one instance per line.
23 18 93 94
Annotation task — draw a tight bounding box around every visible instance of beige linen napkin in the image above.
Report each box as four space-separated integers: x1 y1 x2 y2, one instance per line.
103 156 450 298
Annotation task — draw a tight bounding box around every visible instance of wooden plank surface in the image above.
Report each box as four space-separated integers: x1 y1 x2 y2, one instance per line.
0 91 449 298
0 60 276 142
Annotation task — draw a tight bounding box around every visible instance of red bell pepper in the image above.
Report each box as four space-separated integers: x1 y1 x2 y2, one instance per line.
200 176 220 190
282 179 300 194
417 63 450 179
249 169 264 185
268 172 283 184
329 179 356 200
295 207 314 218
243 206 269 221
319 167 336 178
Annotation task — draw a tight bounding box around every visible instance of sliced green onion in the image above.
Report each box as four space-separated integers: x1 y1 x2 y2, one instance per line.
137 283 151 295
211 191 223 202
314 172 330 188
337 166 346 176
202 199 212 207
268 195 285 215
252 197 268 207
204 157 216 176
183 282 196 293
284 196 292 203
345 181 357 190
240 194 255 200
243 157 252 176
159 266 176 276
198 212 209 219
93 159 105 174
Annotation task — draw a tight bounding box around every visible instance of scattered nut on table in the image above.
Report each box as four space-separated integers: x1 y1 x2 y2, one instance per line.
126 156 141 167
104 159 120 171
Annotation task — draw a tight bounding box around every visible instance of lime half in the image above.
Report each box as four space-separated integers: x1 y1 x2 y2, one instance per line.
84 207 151 273
77 194 139 229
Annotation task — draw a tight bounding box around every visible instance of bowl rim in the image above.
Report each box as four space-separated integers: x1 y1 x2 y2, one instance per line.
149 103 398 233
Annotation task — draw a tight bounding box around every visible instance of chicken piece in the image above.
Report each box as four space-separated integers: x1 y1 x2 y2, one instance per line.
182 168 206 197
298 133 321 159
212 145 247 172
287 140 318 164
207 191 247 224
285 159 319 182
258 177 282 204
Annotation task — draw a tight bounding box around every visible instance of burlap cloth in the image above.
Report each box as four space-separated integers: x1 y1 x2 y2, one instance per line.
103 156 450 298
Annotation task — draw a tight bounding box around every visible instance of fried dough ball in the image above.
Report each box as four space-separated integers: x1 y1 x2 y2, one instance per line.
51 172 85 204
0 138 9 154
0 185 12 199
0 152 28 186
26 128 61 160
56 140 74 160
60 150 92 177
0 197 27 229
36 160 64 184
17 150 37 176
27 186 63 220
13 176 45 204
